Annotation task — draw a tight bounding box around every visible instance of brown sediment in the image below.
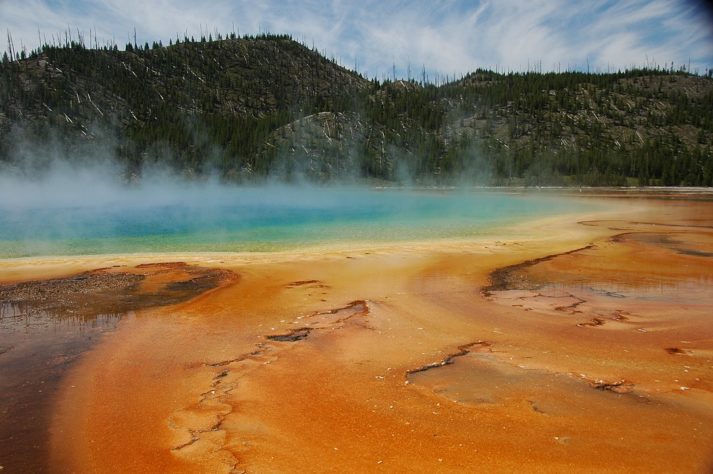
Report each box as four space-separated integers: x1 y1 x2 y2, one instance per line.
0 263 235 474
0 193 708 473
0 270 144 317
313 299 369 316
285 279 320 286
266 327 313 342
577 317 605 327
284 279 330 289
589 379 636 394
665 347 693 356
0 262 235 318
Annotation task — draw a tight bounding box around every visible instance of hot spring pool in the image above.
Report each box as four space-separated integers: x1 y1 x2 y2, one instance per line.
0 185 592 258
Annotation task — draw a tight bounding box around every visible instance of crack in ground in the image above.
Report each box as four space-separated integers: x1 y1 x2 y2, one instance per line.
171 434 200 451
265 300 369 341
406 341 648 405
588 378 636 394
577 317 605 328
406 341 492 376
208 346 266 367
482 245 595 296
170 299 371 467
284 280 330 289
171 411 230 452
266 327 312 342
313 299 369 316
554 294 587 314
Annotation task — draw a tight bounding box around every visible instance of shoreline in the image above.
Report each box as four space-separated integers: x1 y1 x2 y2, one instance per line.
0 194 634 283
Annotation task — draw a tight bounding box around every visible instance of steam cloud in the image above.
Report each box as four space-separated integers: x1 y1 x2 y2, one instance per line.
0 130 577 258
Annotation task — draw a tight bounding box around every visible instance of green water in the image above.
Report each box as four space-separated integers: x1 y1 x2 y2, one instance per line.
0 186 589 258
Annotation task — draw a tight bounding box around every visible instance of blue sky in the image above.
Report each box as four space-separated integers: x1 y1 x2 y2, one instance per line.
2 0 712 78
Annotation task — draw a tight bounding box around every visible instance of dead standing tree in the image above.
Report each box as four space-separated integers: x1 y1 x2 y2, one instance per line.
6 30 16 61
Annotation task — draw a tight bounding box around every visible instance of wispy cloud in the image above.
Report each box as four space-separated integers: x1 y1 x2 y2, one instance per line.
1 0 711 76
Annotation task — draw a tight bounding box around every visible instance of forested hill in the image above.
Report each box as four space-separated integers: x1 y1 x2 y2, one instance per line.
1 33 712 186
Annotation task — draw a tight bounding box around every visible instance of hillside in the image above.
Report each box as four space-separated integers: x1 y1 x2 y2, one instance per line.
1 34 712 185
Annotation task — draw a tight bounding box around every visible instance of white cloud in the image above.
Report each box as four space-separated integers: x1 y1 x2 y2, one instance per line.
1 0 711 75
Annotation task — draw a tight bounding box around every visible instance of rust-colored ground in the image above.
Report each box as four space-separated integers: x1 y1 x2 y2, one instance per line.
0 263 235 473
2 194 713 473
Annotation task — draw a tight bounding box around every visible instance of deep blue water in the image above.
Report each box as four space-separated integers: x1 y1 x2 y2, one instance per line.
0 186 588 257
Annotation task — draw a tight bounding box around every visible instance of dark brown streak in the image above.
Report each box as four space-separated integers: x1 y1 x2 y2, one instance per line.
208 348 265 367
406 341 491 376
266 327 313 342
554 294 587 313
482 245 595 295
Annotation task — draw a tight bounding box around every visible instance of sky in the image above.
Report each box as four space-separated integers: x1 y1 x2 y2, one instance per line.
2 0 713 78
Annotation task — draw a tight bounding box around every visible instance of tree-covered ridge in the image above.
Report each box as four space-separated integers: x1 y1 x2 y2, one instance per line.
0 34 367 177
1 34 711 185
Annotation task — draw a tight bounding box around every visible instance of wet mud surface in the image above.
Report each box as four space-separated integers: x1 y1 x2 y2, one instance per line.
0 263 234 473
485 226 713 322
465 212 713 470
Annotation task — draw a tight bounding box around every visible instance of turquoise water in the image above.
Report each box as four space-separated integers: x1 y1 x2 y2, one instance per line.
0 186 588 258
